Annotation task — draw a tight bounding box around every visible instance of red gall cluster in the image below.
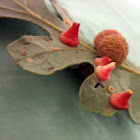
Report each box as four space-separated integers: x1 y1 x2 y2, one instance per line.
94 56 133 110
60 23 133 110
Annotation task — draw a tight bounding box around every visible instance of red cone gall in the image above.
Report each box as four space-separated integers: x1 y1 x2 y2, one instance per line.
94 57 111 66
96 62 116 81
110 89 133 110
60 22 80 47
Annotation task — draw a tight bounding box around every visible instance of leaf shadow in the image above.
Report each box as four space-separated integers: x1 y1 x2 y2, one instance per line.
0 18 50 42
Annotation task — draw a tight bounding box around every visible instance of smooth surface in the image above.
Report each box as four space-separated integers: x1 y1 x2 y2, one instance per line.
0 0 140 139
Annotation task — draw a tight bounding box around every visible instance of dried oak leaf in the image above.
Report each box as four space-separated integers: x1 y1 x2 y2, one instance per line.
79 60 140 124
7 35 95 75
51 0 140 124
0 0 140 124
0 0 95 74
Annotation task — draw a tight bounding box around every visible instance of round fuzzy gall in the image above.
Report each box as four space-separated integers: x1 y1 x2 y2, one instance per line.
97 34 129 66
94 29 121 48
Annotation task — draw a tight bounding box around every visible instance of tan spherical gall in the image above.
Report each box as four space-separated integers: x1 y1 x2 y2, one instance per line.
97 34 129 66
94 29 121 48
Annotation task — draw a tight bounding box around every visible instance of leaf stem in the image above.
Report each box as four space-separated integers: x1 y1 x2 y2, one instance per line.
0 6 28 14
13 0 140 76
13 0 63 33
80 42 97 53
120 64 140 75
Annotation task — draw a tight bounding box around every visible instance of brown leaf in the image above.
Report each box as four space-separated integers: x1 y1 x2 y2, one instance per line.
0 0 67 35
7 35 95 75
1 0 140 124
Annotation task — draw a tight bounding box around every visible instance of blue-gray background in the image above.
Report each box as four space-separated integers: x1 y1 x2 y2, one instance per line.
56 0 140 66
0 0 140 139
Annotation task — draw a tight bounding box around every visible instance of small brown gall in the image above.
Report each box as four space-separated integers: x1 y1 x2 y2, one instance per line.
108 86 115 93
24 42 32 45
44 38 50 42
52 47 58 50
26 57 33 63
20 51 27 55
65 19 73 26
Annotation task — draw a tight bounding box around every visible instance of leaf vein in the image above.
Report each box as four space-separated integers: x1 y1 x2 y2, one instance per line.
0 6 28 15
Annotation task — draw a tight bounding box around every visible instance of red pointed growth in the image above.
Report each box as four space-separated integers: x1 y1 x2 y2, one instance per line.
95 57 111 66
60 22 80 47
96 62 116 81
110 89 133 110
